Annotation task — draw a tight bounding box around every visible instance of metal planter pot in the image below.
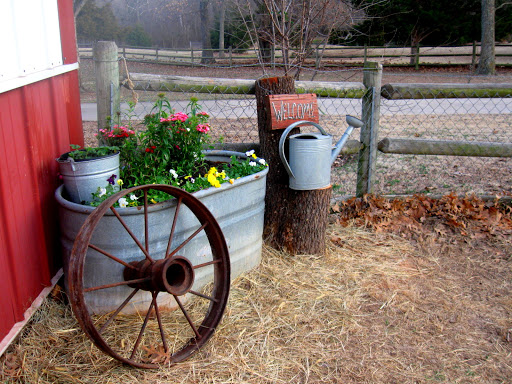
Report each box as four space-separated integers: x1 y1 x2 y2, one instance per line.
56 151 120 204
56 151 267 314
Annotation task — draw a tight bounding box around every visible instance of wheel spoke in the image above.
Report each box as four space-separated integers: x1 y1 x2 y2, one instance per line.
174 295 201 339
167 222 208 259
88 244 138 270
193 259 222 269
189 290 218 303
110 206 155 264
99 288 139 334
129 293 156 360
152 292 168 353
84 277 149 293
165 197 183 259
144 189 149 252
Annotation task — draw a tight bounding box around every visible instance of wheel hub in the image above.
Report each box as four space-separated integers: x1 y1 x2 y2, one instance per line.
124 256 195 295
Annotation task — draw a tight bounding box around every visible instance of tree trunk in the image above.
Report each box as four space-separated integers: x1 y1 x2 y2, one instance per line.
255 76 331 255
218 1 226 58
200 0 215 64
258 37 272 63
477 0 496 75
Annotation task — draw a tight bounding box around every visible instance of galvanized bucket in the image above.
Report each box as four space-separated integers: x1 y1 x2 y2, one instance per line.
57 151 120 204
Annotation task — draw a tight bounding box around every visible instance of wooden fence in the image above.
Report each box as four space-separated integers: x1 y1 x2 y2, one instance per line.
92 43 512 196
79 43 512 68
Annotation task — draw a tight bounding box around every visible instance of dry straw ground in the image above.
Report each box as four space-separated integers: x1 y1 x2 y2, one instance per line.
1 195 511 383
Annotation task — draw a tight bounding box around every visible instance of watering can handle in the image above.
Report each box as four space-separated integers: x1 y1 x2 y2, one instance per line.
278 120 329 179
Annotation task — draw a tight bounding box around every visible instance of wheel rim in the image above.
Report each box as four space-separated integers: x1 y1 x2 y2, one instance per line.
67 184 230 368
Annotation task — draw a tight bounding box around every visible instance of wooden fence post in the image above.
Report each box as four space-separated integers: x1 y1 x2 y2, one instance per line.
93 41 120 134
356 61 382 197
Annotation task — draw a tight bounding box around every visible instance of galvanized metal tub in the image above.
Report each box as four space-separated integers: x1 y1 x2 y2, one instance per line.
56 152 267 314
56 151 120 204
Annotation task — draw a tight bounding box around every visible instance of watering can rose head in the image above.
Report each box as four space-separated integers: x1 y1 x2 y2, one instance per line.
87 96 268 207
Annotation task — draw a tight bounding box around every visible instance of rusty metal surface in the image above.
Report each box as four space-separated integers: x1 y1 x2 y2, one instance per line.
67 185 230 368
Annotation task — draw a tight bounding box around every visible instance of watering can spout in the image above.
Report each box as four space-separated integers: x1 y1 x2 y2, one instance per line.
330 115 363 165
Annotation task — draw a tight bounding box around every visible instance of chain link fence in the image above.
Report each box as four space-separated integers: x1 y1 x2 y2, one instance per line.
82 55 512 199
371 83 512 197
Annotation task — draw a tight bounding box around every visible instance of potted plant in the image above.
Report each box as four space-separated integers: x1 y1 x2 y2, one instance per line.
56 96 268 314
56 144 122 204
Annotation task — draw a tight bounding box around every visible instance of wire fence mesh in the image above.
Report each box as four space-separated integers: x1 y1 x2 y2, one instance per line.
81 57 512 199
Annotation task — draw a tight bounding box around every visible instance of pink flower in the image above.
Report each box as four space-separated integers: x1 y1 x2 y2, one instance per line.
197 111 209 117
170 112 189 122
196 124 210 133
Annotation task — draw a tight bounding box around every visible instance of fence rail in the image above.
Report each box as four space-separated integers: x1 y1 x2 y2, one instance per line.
79 43 512 68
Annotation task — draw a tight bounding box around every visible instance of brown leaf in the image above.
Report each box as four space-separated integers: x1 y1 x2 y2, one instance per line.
141 344 171 365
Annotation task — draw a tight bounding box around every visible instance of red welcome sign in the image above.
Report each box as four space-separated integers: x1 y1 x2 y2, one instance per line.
266 94 319 130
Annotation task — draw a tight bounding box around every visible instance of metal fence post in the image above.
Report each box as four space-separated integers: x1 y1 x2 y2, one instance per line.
356 61 382 197
93 41 120 134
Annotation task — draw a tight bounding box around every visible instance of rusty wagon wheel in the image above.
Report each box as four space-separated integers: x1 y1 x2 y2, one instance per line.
67 184 230 368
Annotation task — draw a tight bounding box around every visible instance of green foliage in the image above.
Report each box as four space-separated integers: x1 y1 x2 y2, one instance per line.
210 11 254 52
339 0 512 46
66 145 119 161
85 96 268 206
125 24 152 47
76 2 125 43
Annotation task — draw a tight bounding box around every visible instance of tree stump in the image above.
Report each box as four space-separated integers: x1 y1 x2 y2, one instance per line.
255 77 332 255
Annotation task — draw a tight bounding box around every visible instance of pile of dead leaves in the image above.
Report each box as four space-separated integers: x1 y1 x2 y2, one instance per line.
332 193 512 239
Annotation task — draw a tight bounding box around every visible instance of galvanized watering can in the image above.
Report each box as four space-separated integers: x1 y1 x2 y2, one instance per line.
278 116 364 190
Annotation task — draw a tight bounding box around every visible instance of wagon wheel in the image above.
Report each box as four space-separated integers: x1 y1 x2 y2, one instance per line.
67 184 230 368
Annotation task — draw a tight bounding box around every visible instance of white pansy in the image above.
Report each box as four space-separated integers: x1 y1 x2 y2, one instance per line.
249 161 256 167
258 158 266 165
118 197 128 208
98 187 107 197
169 169 178 179
129 194 138 201
245 150 255 157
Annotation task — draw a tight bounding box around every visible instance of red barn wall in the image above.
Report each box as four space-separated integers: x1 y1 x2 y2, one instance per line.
0 0 83 345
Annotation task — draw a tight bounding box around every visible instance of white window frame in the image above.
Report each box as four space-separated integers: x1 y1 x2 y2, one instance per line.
0 0 78 94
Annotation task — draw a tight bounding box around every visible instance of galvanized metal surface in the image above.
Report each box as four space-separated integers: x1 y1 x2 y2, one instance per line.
67 184 230 368
279 118 362 191
57 152 120 204
279 120 333 190
56 157 267 314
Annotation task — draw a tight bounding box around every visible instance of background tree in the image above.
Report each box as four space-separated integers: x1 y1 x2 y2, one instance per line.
478 0 496 74
349 0 481 50
125 24 153 46
199 0 215 63
233 0 357 77
76 1 125 43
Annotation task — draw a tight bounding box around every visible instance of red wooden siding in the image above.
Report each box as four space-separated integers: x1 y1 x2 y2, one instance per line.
0 0 83 344
0 71 83 340
58 0 78 65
